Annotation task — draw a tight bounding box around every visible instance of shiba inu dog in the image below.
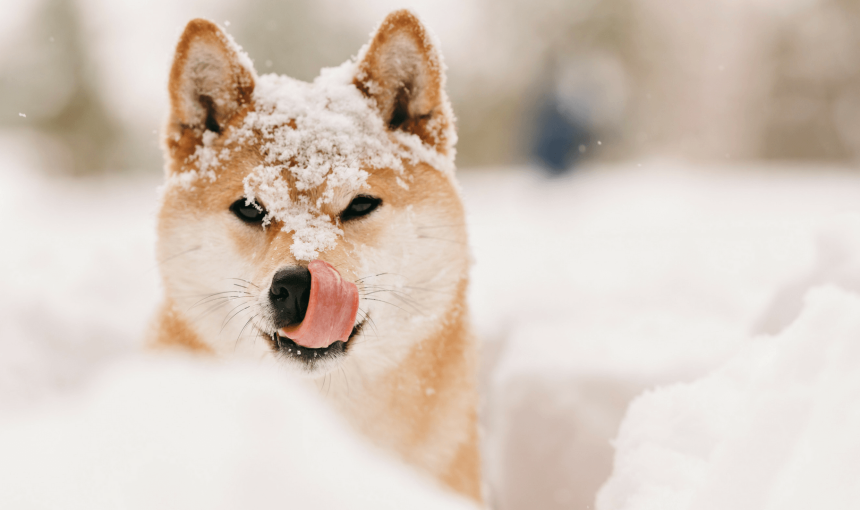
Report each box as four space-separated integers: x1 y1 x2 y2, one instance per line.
150 10 481 501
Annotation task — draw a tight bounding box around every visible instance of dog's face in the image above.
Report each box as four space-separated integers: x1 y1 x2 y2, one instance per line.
156 13 468 378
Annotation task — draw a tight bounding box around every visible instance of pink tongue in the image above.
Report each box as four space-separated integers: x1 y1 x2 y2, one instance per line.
278 260 359 349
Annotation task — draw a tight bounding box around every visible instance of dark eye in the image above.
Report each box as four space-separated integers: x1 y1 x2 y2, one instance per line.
230 198 267 224
341 195 382 222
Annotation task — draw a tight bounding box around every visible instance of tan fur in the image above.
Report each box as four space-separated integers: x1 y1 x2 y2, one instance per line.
149 299 214 353
152 11 481 503
356 279 481 500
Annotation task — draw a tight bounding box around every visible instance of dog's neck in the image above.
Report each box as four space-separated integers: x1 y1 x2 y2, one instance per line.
330 278 480 499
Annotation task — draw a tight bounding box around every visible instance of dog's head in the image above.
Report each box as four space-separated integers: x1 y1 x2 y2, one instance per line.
156 11 468 377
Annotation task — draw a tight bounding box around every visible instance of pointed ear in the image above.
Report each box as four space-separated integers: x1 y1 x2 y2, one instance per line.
354 10 456 155
166 19 255 144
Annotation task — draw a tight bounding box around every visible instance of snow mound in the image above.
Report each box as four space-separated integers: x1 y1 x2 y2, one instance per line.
465 165 860 510
755 214 860 334
0 357 477 510
596 285 860 510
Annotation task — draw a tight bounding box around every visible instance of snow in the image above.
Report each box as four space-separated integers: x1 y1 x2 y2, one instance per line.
3 134 860 508
237 62 397 260
0 356 478 510
596 284 860 510
179 130 223 187
243 65 393 193
0 133 158 411
460 163 860 510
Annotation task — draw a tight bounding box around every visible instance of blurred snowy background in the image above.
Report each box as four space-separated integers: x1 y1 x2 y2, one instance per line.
3 0 860 508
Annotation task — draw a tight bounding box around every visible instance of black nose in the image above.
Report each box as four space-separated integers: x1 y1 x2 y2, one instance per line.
269 266 312 327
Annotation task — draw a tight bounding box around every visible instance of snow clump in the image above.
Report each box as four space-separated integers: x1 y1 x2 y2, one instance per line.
238 61 402 261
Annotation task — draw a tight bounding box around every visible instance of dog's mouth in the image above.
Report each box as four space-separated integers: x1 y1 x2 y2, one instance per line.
267 318 366 367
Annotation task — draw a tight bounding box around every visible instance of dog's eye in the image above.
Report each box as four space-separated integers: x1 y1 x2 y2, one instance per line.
341 195 382 222
230 198 267 224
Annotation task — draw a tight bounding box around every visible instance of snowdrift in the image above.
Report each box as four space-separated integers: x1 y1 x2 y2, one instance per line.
595 215 860 509
0 357 477 510
462 165 860 509
597 285 860 510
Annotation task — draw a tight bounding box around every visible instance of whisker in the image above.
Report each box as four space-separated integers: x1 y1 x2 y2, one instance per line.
146 245 202 273
356 272 397 282
188 296 234 312
359 310 380 340
361 297 419 315
173 289 254 299
374 290 425 310
339 365 350 398
220 305 251 333
416 235 467 245
360 284 452 295
190 296 254 317
349 310 374 350
225 277 260 289
235 313 259 349
192 299 236 323
414 223 467 229
186 292 252 312
358 289 426 310
362 293 425 315
359 289 397 296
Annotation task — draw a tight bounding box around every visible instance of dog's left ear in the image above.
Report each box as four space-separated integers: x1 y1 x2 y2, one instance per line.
165 19 255 158
354 10 455 155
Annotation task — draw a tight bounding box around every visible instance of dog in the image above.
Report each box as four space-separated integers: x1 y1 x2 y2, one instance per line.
150 10 481 501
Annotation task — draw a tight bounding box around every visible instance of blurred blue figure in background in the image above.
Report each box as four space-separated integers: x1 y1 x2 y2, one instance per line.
528 50 630 175
532 93 590 174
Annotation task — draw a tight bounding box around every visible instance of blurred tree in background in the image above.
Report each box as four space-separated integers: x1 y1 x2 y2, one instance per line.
763 0 860 161
2 0 860 176
0 0 129 175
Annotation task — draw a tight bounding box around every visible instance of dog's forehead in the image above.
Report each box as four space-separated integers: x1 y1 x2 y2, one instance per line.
236 64 402 200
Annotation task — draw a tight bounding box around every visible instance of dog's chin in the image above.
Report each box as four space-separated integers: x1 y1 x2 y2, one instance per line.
266 319 365 377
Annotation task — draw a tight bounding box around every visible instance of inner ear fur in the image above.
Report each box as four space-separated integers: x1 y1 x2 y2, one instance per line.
165 19 255 159
354 10 456 155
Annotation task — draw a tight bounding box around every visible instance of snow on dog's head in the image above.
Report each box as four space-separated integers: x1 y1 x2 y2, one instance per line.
155 12 468 374
162 14 455 261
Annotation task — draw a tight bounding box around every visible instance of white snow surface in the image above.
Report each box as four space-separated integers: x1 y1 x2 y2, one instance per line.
0 357 477 510
3 134 860 508
596 285 860 510
459 164 860 510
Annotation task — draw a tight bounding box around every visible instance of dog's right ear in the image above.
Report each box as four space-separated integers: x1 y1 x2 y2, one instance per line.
165 19 255 158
